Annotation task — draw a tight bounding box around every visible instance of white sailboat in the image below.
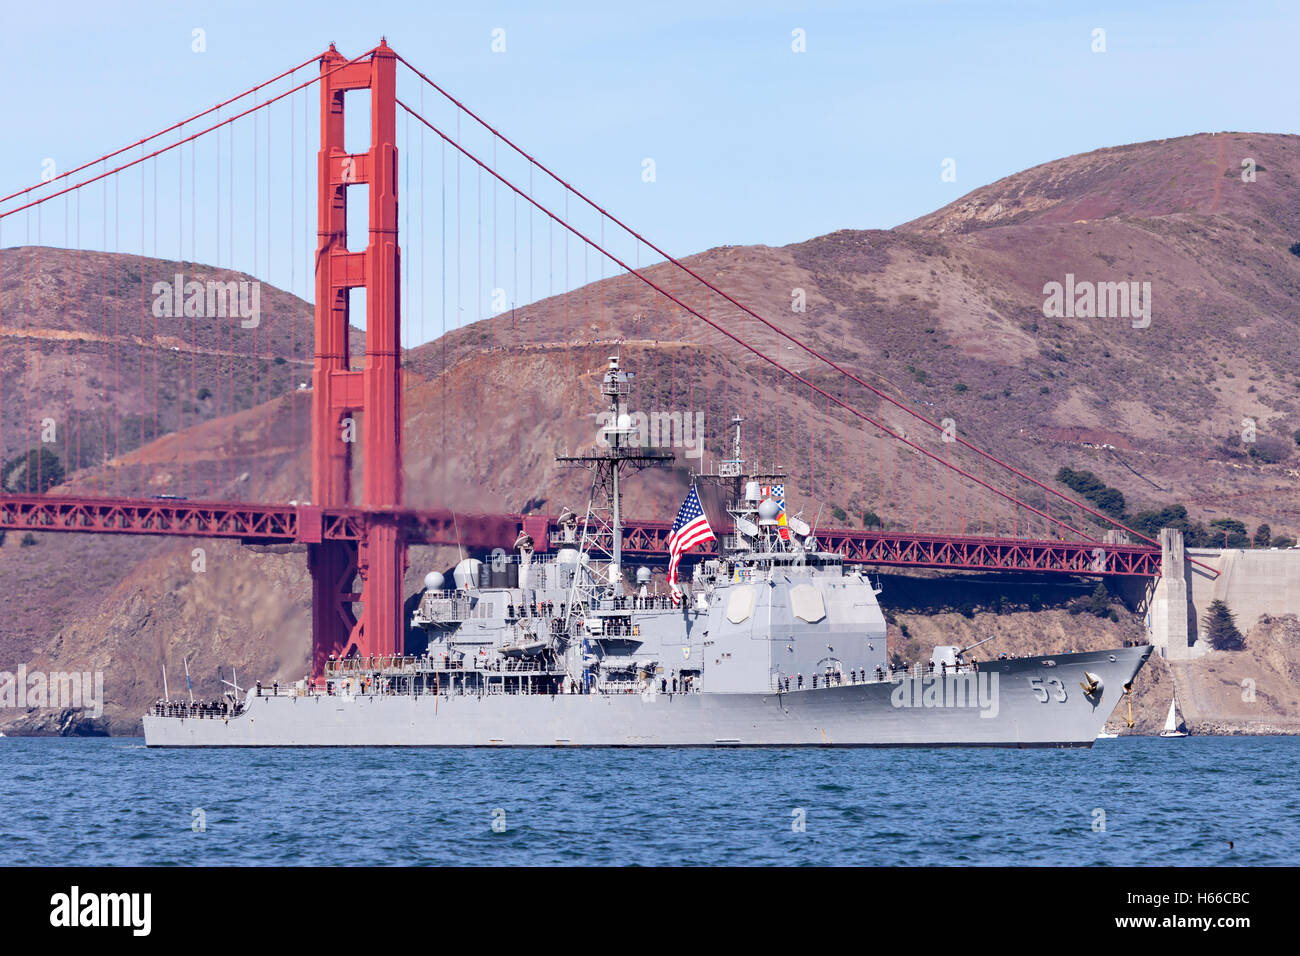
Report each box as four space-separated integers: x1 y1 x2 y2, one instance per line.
1159 696 1188 738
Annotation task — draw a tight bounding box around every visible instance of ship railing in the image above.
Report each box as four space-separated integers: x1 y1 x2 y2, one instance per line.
484 658 560 674
773 662 983 692
325 655 565 679
509 599 566 618
525 550 592 564
722 530 754 554
476 668 567 695
597 680 646 695
150 699 243 719
326 655 425 674
327 654 471 673
416 592 498 623
586 594 678 612
504 595 675 616
424 591 679 617
613 680 699 695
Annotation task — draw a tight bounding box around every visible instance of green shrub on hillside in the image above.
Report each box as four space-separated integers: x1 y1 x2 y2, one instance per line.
1247 436 1291 464
1055 467 1127 519
1086 582 1113 617
1203 599 1245 651
1208 518 1250 548
1 448 65 494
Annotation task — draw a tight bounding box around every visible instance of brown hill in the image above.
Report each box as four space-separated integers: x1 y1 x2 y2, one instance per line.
0 247 363 483
403 133 1300 538
4 131 1300 734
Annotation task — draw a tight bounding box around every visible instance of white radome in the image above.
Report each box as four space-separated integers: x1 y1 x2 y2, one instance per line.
452 559 482 589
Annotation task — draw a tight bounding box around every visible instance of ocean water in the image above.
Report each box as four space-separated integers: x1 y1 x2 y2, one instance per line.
0 736 1294 866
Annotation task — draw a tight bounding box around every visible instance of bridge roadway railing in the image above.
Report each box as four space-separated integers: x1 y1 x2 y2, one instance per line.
0 493 1161 576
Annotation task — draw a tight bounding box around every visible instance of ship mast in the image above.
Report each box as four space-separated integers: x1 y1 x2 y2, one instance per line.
556 355 671 615
693 416 794 555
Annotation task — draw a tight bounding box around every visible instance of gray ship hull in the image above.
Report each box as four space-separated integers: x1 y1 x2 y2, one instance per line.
143 646 1149 748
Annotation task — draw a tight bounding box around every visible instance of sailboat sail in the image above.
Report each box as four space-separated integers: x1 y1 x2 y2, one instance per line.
1164 698 1178 733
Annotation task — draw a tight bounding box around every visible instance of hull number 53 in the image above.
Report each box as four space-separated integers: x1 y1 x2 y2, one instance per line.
1028 677 1067 703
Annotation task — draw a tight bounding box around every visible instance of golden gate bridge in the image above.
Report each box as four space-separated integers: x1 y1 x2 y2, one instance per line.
0 40 1181 682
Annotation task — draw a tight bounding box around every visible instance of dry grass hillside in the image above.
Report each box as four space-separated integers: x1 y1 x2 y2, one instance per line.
406 132 1300 541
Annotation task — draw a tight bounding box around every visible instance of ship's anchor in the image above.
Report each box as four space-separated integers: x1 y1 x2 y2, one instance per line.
1079 670 1104 699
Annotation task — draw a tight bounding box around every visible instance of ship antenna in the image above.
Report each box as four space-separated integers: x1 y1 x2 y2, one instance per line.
450 508 465 562
221 667 244 701
554 355 672 682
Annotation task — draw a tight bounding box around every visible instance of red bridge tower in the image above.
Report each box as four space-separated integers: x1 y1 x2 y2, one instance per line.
308 41 405 678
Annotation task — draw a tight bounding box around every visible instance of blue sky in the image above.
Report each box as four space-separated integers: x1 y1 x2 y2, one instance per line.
1 1 1296 341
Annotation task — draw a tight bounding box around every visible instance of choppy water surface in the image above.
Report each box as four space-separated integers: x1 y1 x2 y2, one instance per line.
0 736 1293 865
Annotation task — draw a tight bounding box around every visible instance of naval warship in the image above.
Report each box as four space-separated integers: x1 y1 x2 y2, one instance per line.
143 356 1151 747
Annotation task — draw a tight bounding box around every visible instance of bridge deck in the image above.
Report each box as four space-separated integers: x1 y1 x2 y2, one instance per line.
0 493 1161 576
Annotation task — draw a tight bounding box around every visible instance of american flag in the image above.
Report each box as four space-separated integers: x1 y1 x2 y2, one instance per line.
667 486 715 605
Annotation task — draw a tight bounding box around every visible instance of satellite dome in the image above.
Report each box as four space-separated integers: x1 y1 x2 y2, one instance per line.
556 548 581 564
636 566 652 584
423 571 445 591
757 498 781 521
617 412 632 430
452 558 482 589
